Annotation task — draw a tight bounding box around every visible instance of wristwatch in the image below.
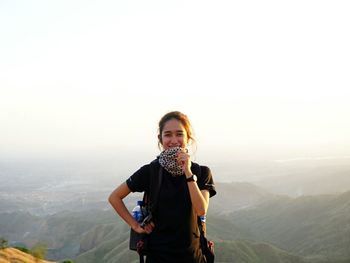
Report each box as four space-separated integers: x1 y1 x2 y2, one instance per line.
186 174 197 182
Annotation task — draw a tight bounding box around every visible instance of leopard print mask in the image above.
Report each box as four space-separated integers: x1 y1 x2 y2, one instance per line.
158 147 185 176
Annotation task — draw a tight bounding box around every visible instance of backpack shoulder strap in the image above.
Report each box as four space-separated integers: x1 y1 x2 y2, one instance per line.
145 159 163 215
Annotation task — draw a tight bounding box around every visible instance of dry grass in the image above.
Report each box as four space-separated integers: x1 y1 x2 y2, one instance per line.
0 248 56 263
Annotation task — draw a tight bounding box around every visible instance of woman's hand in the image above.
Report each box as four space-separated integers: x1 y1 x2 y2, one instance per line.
177 149 192 176
132 221 155 234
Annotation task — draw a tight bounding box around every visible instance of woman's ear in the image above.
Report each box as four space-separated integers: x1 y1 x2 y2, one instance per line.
158 134 162 144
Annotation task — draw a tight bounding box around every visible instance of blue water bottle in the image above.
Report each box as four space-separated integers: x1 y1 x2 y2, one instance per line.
132 200 144 222
129 200 145 251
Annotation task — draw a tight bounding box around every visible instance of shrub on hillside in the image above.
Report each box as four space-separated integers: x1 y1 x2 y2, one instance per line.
0 237 8 249
30 243 47 260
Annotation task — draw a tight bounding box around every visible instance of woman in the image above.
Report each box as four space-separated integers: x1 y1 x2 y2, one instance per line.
108 111 216 263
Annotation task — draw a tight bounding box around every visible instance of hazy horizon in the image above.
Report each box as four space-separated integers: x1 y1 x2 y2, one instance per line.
1 149 350 186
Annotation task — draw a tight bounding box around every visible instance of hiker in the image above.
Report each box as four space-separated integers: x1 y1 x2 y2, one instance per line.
109 111 216 263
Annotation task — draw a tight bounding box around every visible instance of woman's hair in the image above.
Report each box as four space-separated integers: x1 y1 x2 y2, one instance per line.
158 111 196 150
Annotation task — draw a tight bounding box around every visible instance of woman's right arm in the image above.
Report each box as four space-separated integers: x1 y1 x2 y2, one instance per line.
108 182 154 234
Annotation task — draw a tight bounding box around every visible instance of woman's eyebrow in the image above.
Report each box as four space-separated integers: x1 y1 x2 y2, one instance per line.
163 130 184 134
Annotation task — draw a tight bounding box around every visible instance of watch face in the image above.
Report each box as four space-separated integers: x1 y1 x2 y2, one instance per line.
193 174 197 181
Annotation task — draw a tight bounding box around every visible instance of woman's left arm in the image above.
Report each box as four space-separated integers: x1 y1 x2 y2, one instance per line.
178 150 210 216
187 181 210 216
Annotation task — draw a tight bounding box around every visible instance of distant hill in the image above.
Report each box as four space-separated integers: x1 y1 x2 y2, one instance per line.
0 247 55 263
229 190 350 260
0 210 118 260
214 240 307 263
75 223 138 263
209 182 278 215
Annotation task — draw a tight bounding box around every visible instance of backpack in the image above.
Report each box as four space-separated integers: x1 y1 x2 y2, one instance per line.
129 160 215 263
129 160 162 263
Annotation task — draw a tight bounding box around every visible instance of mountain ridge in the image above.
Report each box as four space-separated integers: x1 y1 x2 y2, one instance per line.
1 183 350 262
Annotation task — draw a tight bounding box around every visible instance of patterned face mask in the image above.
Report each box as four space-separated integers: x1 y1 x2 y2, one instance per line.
158 147 185 176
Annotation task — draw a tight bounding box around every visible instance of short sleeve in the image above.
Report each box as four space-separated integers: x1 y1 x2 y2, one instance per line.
126 164 150 193
197 165 216 198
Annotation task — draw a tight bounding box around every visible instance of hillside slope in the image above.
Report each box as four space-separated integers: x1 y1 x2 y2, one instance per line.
2 183 350 262
230 190 350 259
209 182 278 215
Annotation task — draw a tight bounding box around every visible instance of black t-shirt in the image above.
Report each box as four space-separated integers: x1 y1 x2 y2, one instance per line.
126 160 216 263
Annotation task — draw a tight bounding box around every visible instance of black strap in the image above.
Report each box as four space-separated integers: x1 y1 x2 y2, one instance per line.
141 161 163 215
148 161 163 215
137 161 163 262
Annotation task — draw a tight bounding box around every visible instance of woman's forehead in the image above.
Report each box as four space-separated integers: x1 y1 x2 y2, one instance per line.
163 119 185 132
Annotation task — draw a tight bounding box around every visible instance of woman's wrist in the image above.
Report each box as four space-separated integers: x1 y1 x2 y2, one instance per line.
131 220 139 231
184 170 193 178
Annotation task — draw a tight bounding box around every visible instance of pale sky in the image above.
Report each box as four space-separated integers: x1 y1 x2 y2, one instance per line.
1 0 350 161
